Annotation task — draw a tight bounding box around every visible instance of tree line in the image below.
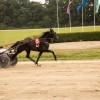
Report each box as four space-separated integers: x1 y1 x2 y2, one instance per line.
0 0 100 29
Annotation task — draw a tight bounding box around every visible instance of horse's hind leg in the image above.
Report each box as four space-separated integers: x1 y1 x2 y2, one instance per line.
44 50 57 61
35 52 43 65
11 49 24 60
11 52 19 61
26 50 35 63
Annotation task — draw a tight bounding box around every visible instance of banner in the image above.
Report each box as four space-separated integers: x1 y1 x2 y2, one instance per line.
77 0 88 12
66 1 72 14
95 0 99 13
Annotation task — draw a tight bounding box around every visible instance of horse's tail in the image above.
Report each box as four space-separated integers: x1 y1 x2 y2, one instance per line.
11 41 20 48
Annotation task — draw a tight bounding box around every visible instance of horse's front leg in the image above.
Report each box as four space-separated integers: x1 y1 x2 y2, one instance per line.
35 51 43 66
26 50 35 63
44 50 57 61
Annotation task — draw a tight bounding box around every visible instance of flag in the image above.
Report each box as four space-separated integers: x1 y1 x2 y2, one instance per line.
77 0 88 12
66 1 72 14
95 0 100 13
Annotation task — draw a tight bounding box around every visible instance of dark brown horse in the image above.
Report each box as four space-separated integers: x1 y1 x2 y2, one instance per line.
10 29 58 65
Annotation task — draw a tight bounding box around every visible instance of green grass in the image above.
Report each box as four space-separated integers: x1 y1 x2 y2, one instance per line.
17 49 100 61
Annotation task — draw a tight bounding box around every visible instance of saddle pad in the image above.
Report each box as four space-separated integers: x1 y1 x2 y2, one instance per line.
35 39 40 47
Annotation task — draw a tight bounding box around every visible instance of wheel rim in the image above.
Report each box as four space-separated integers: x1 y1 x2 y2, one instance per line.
0 54 10 68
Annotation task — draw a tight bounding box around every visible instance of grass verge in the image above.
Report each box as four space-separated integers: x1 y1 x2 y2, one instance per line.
17 48 100 61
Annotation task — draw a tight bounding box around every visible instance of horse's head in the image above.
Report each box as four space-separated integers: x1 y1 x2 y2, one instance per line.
40 29 58 43
49 28 58 40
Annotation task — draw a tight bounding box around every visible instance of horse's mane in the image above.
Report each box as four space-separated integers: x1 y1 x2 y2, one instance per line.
24 37 33 41
40 31 50 38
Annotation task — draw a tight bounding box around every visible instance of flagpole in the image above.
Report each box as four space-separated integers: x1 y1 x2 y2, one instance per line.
56 0 59 33
94 0 96 31
69 12 72 33
77 0 88 32
68 0 71 33
82 0 84 32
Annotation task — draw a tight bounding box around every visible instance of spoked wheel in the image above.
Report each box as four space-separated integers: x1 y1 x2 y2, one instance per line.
9 54 18 66
10 57 18 66
0 54 10 68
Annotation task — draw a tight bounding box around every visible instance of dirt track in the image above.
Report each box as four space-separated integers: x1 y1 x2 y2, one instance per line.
0 60 100 100
50 41 100 50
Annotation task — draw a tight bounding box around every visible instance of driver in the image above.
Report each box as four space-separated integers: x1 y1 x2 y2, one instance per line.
50 28 54 33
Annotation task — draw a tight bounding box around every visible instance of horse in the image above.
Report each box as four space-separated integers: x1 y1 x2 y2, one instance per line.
10 30 58 65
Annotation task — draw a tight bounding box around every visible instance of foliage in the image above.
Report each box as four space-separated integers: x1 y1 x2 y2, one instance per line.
0 0 99 29
57 31 100 42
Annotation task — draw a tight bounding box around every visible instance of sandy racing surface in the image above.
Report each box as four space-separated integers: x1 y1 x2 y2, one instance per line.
50 41 100 50
0 60 100 100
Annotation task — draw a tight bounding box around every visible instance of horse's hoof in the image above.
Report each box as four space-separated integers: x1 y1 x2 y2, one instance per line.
37 64 41 67
35 63 41 67
35 62 37 65
35 62 41 66
55 59 57 61
34 61 37 64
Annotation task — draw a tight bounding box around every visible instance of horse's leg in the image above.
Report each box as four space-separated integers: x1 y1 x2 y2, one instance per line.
26 50 35 63
35 52 43 65
11 52 19 60
44 50 57 61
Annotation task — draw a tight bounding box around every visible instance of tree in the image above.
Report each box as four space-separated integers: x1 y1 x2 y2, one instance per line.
45 0 57 27
0 0 99 29
17 0 30 4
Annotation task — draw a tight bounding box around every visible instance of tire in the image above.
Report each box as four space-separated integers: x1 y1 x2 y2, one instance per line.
8 54 18 66
0 54 10 68
10 56 18 66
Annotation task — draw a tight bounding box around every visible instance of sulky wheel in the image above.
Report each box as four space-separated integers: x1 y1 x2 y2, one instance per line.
10 56 18 66
8 54 18 66
0 54 10 68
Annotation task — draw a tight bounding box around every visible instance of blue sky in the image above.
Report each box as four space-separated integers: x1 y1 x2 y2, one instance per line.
30 0 45 4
